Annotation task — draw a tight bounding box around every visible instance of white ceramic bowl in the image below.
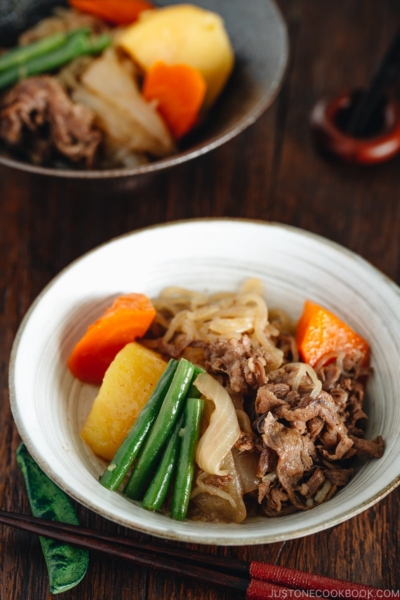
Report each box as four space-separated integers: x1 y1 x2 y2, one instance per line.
9 219 400 545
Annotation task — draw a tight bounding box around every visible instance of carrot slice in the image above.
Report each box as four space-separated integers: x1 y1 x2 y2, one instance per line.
69 0 154 26
142 61 207 139
296 300 370 367
68 293 156 384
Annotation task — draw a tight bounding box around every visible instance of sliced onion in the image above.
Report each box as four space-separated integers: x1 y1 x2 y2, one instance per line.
313 351 341 372
292 363 307 391
240 278 264 295
314 480 332 504
209 316 254 335
232 447 260 494
194 373 240 476
80 49 174 157
262 472 277 483
190 471 236 508
290 362 322 398
235 409 253 434
190 452 247 523
312 352 354 377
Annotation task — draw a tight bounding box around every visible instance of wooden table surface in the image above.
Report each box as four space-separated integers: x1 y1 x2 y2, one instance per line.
1 1 400 598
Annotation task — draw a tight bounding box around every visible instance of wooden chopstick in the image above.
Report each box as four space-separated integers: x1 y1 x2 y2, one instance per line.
0 510 386 599
0 509 308 598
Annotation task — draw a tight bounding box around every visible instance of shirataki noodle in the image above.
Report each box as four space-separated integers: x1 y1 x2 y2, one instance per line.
151 279 284 371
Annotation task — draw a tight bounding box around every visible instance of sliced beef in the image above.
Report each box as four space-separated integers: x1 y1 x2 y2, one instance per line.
258 479 273 504
203 474 232 488
323 466 354 487
319 363 341 390
269 484 290 512
275 332 298 363
349 435 384 458
234 431 256 452
307 416 325 441
0 76 101 166
262 484 298 517
254 361 383 514
261 412 316 508
257 446 278 478
273 391 354 460
300 468 325 498
317 361 371 435
255 384 290 414
205 335 277 394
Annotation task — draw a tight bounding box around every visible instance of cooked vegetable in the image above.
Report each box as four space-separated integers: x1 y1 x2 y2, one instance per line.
69 0 154 26
194 372 240 476
123 358 195 500
141 413 184 512
16 443 89 594
118 4 234 108
150 278 284 372
296 300 370 367
101 361 201 494
143 61 207 139
0 31 68 73
187 365 206 397
81 281 382 523
190 451 247 523
99 357 178 490
232 447 260 494
171 397 204 520
0 28 111 91
81 342 167 460
77 49 175 157
68 293 156 384
289 361 322 397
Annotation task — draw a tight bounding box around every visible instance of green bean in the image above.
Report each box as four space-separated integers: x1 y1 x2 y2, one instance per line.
100 359 179 491
187 365 205 398
0 32 69 73
141 413 184 512
0 30 111 91
123 358 195 500
171 397 204 521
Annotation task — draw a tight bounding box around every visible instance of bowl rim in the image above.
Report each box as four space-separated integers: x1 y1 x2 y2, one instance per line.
9 217 400 544
0 0 288 180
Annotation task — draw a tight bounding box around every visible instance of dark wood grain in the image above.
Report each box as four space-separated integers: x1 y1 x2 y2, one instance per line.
1 1 400 598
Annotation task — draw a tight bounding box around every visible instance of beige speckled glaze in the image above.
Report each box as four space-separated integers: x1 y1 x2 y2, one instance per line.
9 219 400 544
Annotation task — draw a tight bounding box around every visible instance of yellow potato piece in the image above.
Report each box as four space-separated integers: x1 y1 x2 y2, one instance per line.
118 4 234 108
81 342 167 461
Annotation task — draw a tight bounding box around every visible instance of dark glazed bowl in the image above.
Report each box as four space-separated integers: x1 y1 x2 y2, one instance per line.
0 0 289 179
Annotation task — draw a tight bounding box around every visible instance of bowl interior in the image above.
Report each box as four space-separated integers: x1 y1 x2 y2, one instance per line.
0 0 288 179
10 219 400 544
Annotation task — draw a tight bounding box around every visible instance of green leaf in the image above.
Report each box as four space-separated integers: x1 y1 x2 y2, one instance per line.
16 443 89 594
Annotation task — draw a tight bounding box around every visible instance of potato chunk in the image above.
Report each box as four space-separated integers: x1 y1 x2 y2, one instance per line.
81 342 167 460
118 4 234 108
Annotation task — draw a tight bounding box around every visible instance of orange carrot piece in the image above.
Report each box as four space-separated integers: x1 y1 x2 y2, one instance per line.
142 61 207 139
69 0 154 25
68 293 156 384
296 300 370 367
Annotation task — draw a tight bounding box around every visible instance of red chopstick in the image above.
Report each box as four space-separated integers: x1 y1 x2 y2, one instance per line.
0 510 387 599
